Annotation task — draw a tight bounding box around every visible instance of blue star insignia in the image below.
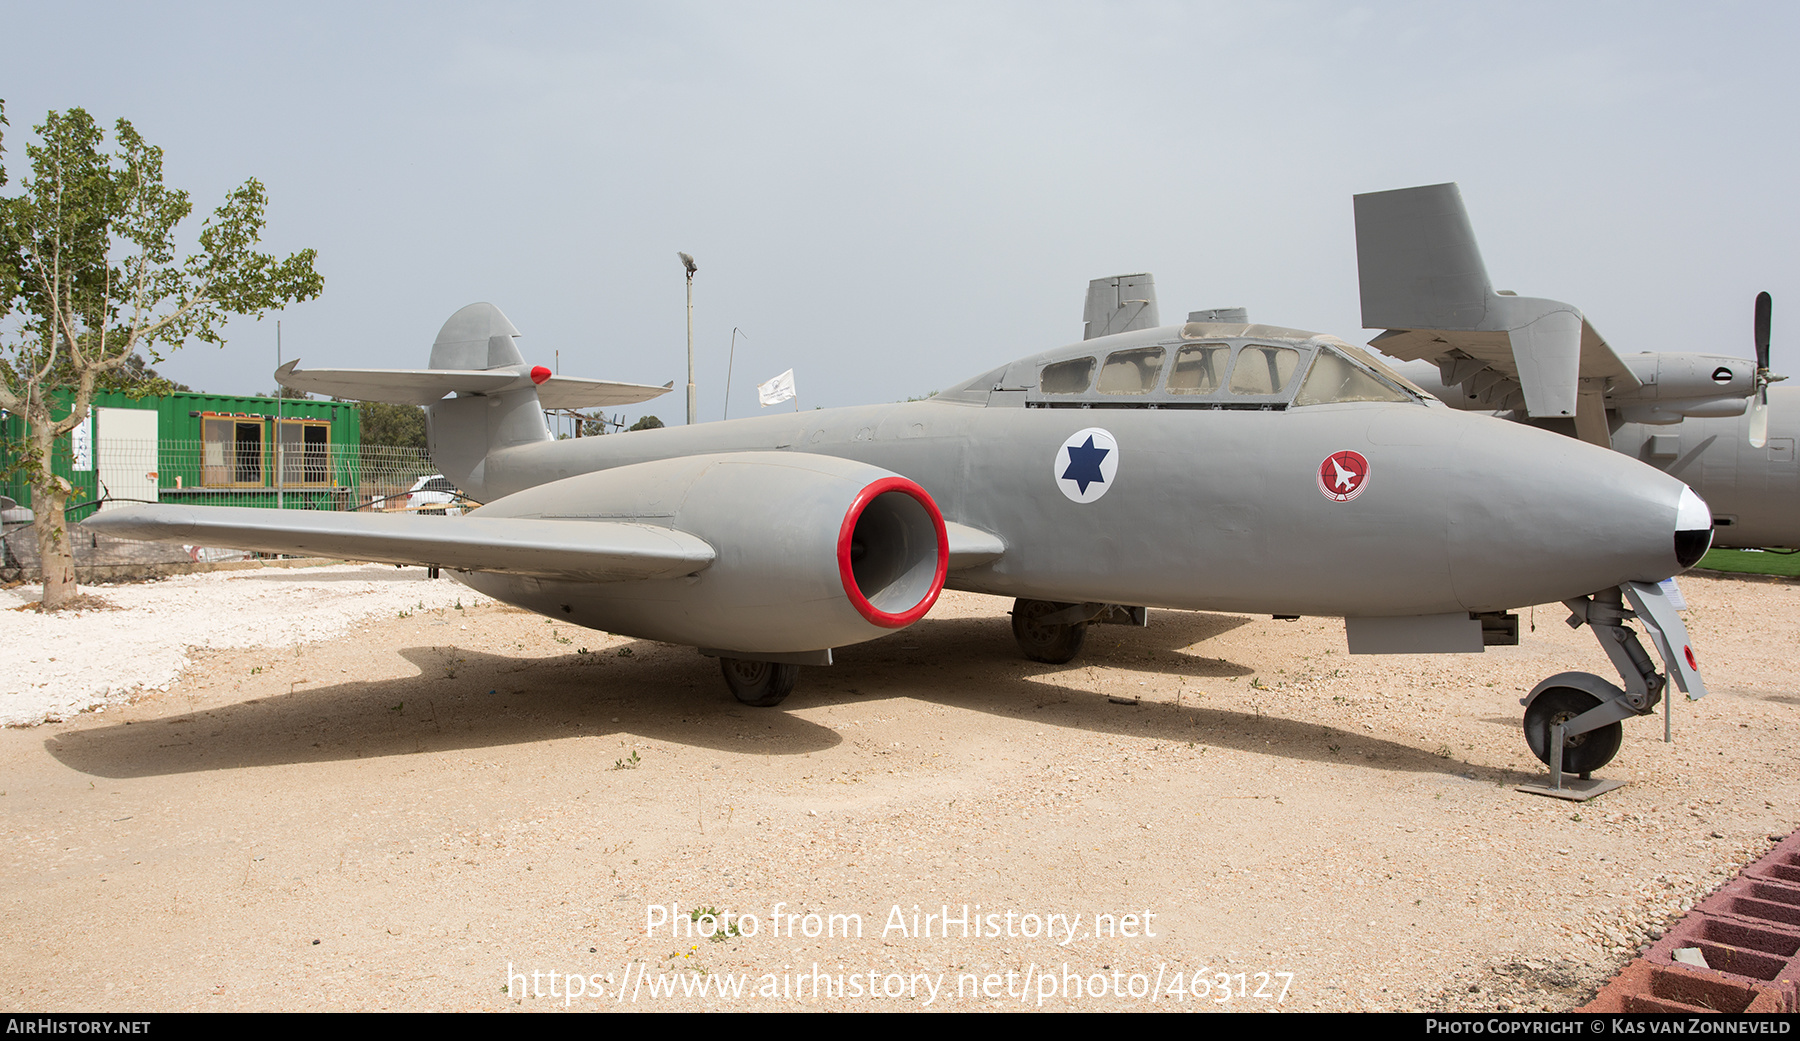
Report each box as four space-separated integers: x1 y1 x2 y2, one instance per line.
1061 436 1110 494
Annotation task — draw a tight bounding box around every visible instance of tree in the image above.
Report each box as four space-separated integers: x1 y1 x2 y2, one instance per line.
355 400 427 450
0 104 323 608
628 415 665 432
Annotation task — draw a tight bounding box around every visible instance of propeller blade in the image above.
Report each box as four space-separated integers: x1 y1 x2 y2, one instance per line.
1749 292 1776 447
1755 291 1772 370
1750 395 1770 449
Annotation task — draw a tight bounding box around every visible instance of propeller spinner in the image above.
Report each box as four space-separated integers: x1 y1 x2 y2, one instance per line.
1749 291 1784 448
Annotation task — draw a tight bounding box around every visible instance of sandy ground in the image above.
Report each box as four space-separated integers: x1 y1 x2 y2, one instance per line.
1 566 1795 1012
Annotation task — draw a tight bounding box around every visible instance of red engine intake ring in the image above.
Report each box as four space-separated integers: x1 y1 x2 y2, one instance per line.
836 477 949 628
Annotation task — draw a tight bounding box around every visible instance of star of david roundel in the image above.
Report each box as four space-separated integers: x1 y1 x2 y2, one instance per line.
1318 450 1370 502
1053 427 1120 503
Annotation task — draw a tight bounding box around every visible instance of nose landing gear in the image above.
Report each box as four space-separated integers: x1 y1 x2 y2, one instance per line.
1517 581 1706 800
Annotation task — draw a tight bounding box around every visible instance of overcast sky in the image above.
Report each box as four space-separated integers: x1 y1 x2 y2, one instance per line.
4 1 1796 428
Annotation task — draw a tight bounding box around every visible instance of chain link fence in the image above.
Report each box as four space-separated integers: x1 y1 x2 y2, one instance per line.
53 440 446 520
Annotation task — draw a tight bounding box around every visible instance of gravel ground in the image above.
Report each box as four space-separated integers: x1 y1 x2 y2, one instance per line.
0 567 1794 1012
0 564 492 726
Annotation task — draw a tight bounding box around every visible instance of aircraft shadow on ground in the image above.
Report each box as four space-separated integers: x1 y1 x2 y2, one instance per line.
46 609 1502 783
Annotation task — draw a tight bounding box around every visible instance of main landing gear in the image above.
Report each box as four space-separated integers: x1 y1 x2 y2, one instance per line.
1517 582 1706 800
719 657 799 707
1009 599 1148 663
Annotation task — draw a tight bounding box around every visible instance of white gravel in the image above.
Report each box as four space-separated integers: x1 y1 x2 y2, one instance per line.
0 564 491 726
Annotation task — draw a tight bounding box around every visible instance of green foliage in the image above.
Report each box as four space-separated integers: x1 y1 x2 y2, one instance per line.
99 352 191 395
356 399 428 449
628 415 665 432
0 102 323 607
0 106 323 393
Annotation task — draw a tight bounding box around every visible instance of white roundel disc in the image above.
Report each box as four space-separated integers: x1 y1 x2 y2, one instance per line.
1052 427 1120 503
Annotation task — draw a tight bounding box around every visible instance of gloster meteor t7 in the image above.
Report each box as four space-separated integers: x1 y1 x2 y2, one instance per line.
89 272 1714 781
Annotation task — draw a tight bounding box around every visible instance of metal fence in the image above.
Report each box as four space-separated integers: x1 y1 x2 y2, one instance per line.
48 440 444 519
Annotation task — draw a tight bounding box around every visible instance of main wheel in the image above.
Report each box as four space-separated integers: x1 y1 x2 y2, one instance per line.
1011 599 1087 664
719 657 798 707
1523 687 1623 775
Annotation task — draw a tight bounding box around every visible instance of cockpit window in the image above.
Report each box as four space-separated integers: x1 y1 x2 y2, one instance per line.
1330 341 1431 399
1039 357 1096 394
1293 346 1416 406
1167 344 1229 395
1097 347 1166 395
1228 345 1300 396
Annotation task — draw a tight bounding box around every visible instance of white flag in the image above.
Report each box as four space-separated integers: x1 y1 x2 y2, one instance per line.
757 368 796 407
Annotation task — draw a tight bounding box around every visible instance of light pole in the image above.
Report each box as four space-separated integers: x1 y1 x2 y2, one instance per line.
679 252 697 425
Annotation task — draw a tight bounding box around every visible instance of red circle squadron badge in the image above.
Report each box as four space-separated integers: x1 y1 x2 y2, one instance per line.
1318 450 1370 502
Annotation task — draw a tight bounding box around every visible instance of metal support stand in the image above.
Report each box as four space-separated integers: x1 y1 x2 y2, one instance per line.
1517 719 1627 800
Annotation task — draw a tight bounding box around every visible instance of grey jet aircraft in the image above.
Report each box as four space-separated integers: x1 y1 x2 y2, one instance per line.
1354 182 1795 549
87 277 1715 781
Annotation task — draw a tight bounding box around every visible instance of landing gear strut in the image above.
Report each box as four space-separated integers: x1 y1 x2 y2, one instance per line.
1517 581 1706 799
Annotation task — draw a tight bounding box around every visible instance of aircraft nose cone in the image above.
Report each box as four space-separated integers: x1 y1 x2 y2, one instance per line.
1674 485 1713 569
1445 420 1709 611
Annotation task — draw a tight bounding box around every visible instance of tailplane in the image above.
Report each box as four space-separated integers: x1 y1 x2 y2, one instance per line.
275 302 672 498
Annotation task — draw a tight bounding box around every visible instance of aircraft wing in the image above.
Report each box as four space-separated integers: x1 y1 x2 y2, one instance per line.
1355 183 1641 426
275 360 674 408
83 504 714 583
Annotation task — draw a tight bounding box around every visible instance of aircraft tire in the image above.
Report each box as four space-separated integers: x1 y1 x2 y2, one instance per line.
1522 686 1623 776
720 657 798 707
1011 599 1087 665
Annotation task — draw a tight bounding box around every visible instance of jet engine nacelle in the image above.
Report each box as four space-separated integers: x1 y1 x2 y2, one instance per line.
466 452 949 655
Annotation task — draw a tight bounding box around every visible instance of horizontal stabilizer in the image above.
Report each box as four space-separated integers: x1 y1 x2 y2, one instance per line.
84 504 715 583
275 360 673 409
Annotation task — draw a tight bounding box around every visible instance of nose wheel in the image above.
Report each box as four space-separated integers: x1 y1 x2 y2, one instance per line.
1522 686 1623 777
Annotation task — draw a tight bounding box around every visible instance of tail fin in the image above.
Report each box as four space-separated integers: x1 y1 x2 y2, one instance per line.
430 300 527 370
1353 183 1587 420
1354 183 1494 331
1083 273 1160 339
424 304 550 498
273 302 672 499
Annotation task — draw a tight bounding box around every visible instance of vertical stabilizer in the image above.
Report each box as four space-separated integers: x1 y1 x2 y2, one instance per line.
1355 183 1494 331
424 303 549 500
430 302 525 370
1355 184 1584 420
1083 273 1160 340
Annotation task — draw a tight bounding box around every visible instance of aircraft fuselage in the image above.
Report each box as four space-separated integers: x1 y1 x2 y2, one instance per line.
456 389 1697 623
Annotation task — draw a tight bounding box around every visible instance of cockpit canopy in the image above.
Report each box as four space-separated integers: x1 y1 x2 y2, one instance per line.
940 322 1426 410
